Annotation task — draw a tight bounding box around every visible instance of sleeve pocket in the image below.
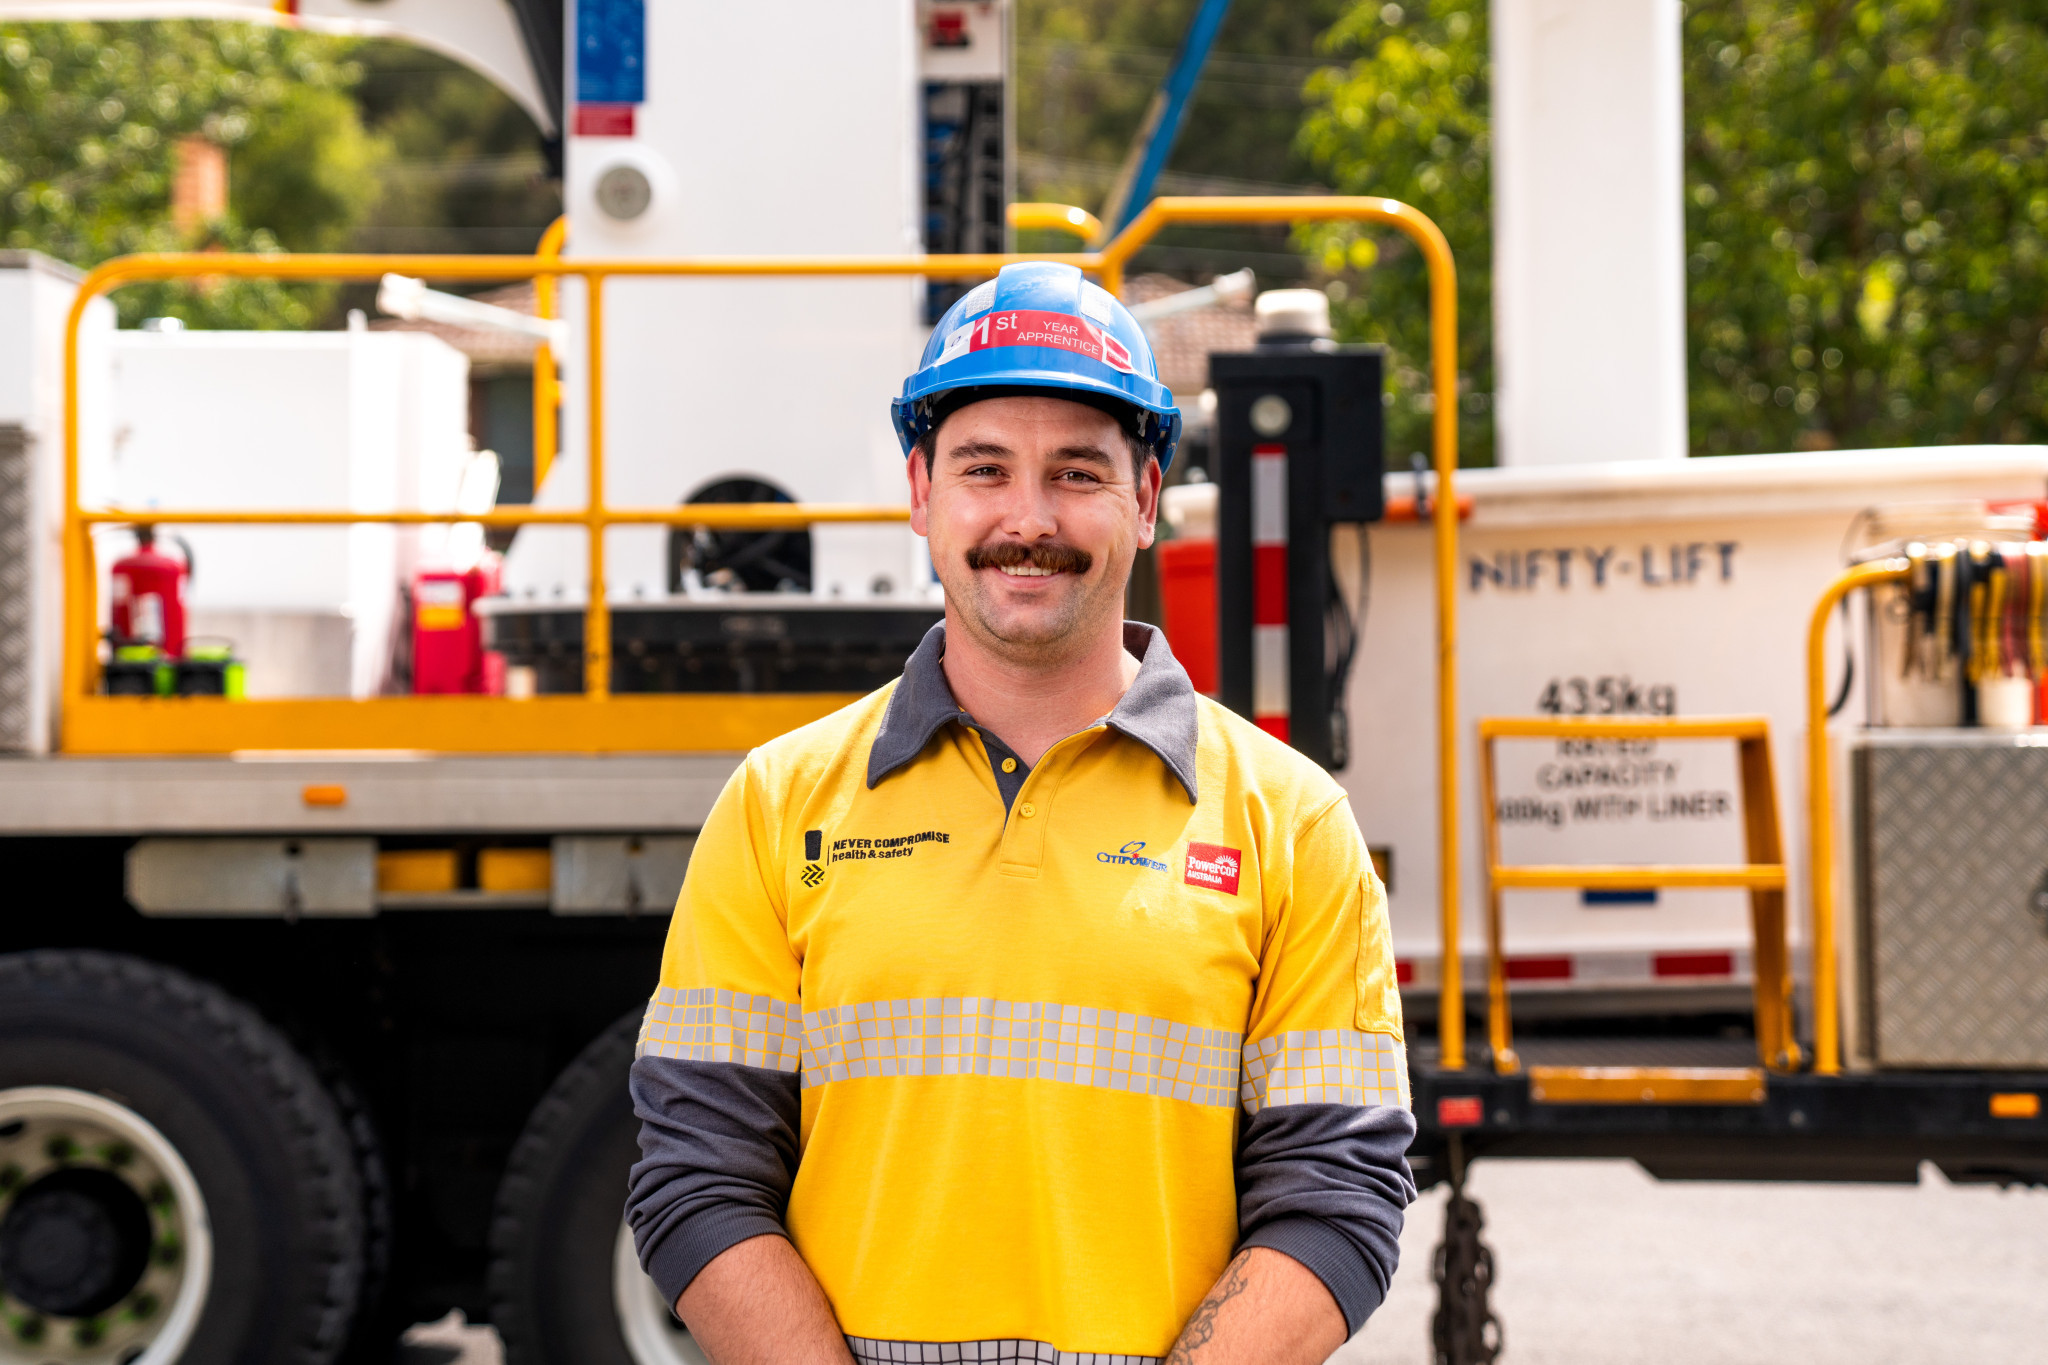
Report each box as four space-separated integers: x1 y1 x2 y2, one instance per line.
1354 870 1405 1037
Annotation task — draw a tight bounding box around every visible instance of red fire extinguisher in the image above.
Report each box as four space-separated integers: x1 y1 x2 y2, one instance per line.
110 525 189 657
411 555 502 694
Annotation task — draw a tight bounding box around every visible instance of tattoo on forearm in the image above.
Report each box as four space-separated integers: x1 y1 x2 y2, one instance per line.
1164 1251 1254 1364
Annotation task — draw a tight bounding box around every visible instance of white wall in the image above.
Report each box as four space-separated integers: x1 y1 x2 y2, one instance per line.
1491 0 1688 466
104 330 472 696
508 0 931 606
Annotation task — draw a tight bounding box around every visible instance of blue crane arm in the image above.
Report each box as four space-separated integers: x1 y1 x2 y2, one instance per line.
1099 0 1237 238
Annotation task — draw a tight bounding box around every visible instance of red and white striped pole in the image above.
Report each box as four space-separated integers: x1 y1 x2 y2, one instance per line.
1251 442 1289 741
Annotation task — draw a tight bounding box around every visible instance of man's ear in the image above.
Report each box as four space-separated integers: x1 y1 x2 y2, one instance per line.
1133 454 1164 552
908 449 932 538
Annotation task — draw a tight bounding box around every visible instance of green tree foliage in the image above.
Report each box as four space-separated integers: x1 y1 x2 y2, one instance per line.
349 42 560 254
0 21 386 327
1020 0 1349 197
1292 0 2048 461
1017 0 1349 274
1687 1 2048 453
1295 0 1492 466
232 81 385 254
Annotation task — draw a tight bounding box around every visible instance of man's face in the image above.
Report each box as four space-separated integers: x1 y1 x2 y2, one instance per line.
909 394 1162 666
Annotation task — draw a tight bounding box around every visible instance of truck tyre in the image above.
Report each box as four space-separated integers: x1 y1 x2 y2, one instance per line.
0 950 363 1365
488 1013 709 1365
321 1067 396 1365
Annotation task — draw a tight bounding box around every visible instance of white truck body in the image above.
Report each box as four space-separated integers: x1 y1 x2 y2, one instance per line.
503 0 960 608
1348 448 2048 1004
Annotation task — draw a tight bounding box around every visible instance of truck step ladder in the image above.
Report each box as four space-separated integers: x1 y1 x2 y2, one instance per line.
1477 715 1796 1098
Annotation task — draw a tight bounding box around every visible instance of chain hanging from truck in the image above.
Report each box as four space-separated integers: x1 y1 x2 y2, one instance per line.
1430 1140 1503 1365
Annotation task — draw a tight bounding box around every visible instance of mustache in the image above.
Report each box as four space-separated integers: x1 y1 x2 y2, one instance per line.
964 540 1094 575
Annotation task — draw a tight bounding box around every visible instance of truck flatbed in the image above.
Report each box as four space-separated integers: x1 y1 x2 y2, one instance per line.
0 752 738 834
1410 1049 2048 1187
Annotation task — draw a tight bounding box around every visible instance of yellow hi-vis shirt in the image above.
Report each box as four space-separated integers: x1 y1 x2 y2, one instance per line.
632 624 1410 1359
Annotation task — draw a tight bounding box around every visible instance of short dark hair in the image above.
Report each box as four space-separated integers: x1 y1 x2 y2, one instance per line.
916 392 1153 476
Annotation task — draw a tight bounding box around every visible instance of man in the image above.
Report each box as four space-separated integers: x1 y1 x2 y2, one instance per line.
628 261 1414 1363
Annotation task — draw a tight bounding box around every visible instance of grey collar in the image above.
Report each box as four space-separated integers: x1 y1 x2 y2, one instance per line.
866 621 1199 803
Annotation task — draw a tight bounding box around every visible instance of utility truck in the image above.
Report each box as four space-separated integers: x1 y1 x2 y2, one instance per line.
0 3 2042 1365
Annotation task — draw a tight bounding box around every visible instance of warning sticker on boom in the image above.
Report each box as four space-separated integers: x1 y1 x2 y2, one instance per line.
938 309 1135 374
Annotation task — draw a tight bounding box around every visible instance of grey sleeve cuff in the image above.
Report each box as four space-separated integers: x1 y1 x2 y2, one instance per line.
627 1055 803 1308
1235 1101 1418 1335
1240 1215 1386 1334
640 1206 789 1308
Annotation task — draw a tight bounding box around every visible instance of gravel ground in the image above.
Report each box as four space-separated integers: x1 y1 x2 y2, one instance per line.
403 1159 2048 1364
1333 1158 2048 1365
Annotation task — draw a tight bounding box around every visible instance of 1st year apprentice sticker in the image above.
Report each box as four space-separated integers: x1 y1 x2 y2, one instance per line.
938 309 1135 374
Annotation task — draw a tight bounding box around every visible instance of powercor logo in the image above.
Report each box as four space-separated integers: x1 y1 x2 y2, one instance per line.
1097 840 1168 873
1184 843 1242 895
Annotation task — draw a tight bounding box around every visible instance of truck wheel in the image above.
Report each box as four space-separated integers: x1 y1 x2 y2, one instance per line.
321 1068 396 1365
0 951 363 1365
489 1014 710 1365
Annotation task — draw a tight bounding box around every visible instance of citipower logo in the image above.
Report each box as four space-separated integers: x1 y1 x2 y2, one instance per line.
1097 840 1169 873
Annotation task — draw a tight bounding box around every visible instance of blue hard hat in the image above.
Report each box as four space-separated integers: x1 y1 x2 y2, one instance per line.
892 261 1182 470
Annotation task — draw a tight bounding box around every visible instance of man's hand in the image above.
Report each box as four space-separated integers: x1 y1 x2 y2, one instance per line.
675 1233 855 1365
1164 1248 1349 1364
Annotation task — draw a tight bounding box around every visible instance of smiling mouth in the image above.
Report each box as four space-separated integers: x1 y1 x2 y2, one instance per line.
996 564 1061 578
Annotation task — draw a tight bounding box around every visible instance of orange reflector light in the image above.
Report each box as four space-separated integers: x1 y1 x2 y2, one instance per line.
301 784 347 807
378 849 458 894
479 847 553 893
1990 1092 2041 1120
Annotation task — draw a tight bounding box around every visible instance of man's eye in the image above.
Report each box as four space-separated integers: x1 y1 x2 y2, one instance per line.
1056 469 1100 484
964 464 1003 478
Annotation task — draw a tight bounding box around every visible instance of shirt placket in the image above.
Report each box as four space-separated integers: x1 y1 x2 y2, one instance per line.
962 718 1032 812
996 725 1105 879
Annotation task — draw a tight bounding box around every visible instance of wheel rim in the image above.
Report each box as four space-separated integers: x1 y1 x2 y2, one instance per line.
611 1223 709 1365
0 1088 211 1365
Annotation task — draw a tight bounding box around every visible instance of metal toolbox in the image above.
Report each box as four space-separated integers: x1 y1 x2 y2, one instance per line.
1854 733 2048 1067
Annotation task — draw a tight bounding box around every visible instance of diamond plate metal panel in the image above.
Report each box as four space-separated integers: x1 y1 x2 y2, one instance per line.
1862 743 2048 1066
0 426 31 752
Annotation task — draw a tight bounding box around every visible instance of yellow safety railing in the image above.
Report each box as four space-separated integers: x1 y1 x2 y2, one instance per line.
1006 202 1104 242
1477 716 1797 1099
63 198 1462 1047
531 214 567 491
1804 558 1910 1077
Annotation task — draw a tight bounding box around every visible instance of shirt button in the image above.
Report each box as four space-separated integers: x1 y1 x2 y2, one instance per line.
1001 757 1018 773
1017 802 1037 818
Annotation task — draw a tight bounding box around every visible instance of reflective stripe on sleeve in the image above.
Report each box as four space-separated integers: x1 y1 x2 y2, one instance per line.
635 985 803 1073
1239 1028 1411 1114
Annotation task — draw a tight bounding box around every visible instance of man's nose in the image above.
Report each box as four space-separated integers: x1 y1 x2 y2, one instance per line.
997 478 1059 541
